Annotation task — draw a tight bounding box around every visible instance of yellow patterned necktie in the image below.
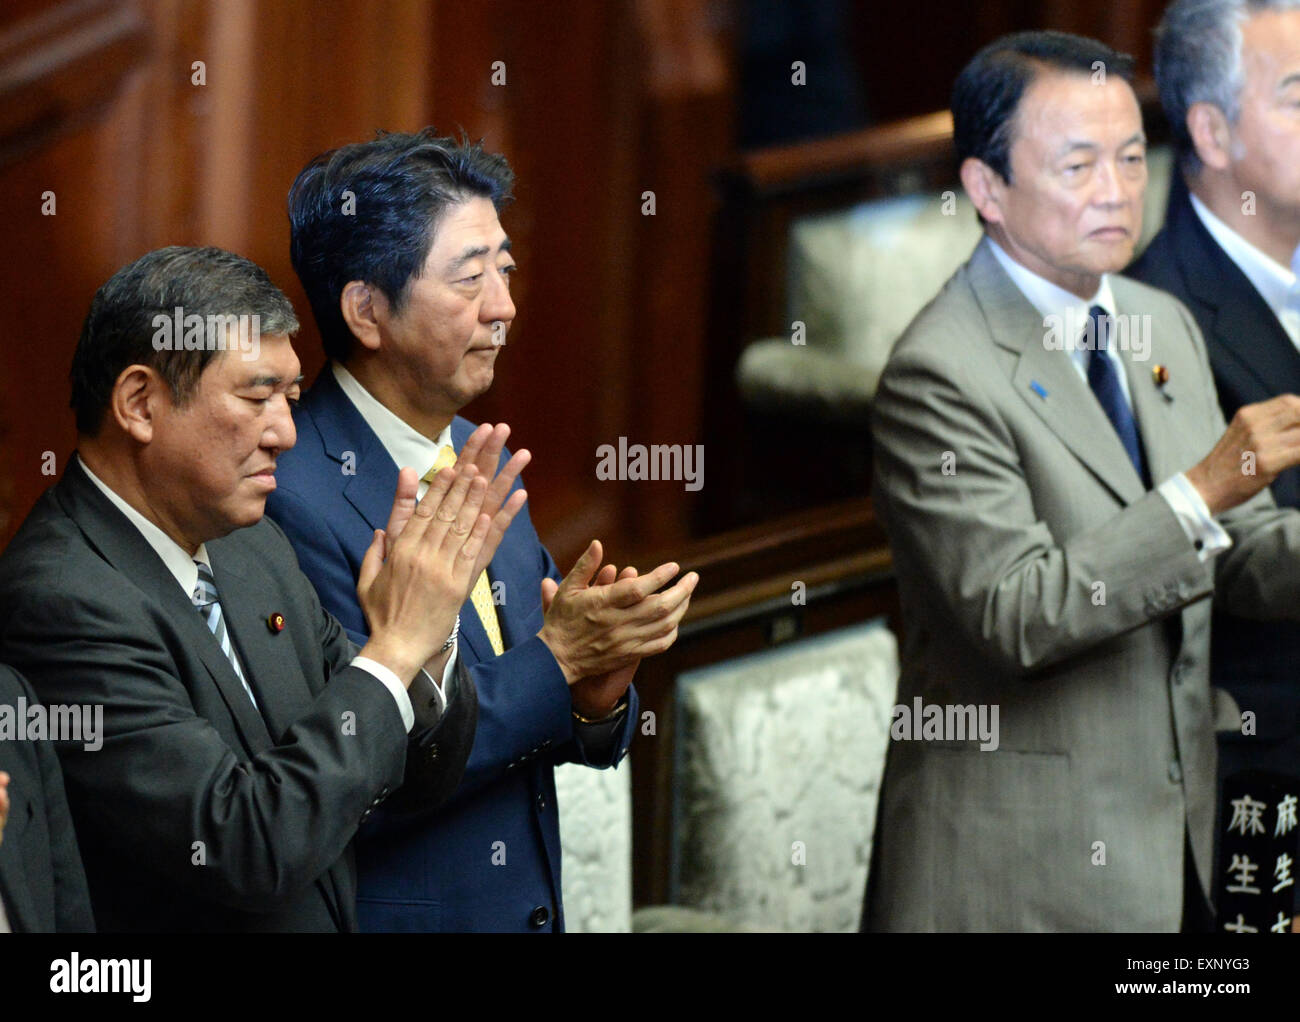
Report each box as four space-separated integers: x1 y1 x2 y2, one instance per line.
423 445 505 655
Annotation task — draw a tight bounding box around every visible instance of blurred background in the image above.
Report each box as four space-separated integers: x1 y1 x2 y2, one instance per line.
0 0 1170 560
0 0 1172 929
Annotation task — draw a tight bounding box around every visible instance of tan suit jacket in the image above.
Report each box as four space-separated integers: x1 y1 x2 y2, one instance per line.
866 237 1300 931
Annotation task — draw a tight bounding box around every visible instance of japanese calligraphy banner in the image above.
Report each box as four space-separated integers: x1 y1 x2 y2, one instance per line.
1217 771 1300 934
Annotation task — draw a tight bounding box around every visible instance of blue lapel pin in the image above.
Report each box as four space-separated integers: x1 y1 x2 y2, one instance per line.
1029 380 1048 399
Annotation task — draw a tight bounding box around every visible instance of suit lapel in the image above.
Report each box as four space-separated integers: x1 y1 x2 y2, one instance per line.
970 240 1146 505
492 544 532 650
450 418 497 665
208 537 310 740
1116 289 1183 487
310 371 506 665
305 368 402 534
55 459 274 754
1208 293 1300 395
479 503 540 651
1166 174 1300 395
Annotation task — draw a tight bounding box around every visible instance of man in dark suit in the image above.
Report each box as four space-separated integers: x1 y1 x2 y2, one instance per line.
0 245 526 931
270 129 697 931
0 665 94 932
1127 0 1300 829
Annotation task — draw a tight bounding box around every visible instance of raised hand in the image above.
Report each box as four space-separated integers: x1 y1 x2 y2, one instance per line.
1187 395 1300 514
545 564 643 718
378 424 531 584
357 463 525 684
444 424 531 573
538 540 698 688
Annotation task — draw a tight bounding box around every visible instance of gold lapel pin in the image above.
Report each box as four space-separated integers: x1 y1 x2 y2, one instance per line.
1153 365 1173 400
267 612 286 634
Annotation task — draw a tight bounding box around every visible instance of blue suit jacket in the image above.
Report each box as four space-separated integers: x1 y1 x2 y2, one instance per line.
265 368 636 931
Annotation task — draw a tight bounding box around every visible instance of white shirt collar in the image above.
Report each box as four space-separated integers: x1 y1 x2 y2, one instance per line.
986 235 1118 323
1188 190 1296 317
986 236 1131 403
78 455 209 598
331 362 452 481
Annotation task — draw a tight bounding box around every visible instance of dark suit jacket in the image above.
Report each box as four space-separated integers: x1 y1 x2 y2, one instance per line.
1128 173 1300 764
0 665 94 932
0 458 476 932
265 367 636 932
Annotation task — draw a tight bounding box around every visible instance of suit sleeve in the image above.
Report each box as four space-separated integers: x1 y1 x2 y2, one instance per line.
1156 296 1300 616
532 540 637 770
456 536 638 800
268 487 371 648
382 657 478 815
554 687 639 769
0 667 95 932
35 698 95 932
547 514 636 769
0 580 408 915
871 328 1215 677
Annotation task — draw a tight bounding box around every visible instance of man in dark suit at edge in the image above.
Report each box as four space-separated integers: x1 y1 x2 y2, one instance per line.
0 665 95 932
0 245 525 930
1128 0 1300 840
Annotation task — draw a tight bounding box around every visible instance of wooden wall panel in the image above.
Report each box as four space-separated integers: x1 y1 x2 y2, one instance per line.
426 0 635 564
0 0 1181 560
846 0 1167 124
0 0 153 546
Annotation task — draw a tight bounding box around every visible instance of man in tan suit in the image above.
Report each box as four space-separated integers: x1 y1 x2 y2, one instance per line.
866 30 1300 931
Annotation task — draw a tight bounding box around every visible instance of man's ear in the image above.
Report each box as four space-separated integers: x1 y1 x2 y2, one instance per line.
1187 102 1233 172
109 365 164 444
960 156 1007 226
340 280 384 353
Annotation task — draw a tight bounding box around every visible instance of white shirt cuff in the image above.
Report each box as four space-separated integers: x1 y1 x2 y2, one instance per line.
1157 473 1233 562
437 641 458 703
351 655 416 733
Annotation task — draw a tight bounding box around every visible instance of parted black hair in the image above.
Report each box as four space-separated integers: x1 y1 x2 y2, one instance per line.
952 30 1136 182
288 128 515 362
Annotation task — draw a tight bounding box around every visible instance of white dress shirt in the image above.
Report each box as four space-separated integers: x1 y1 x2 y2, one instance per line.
332 363 454 502
78 456 418 731
988 239 1231 562
1189 191 1300 349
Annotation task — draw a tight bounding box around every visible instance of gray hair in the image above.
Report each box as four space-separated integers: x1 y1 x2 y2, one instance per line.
70 246 299 435
1156 0 1300 175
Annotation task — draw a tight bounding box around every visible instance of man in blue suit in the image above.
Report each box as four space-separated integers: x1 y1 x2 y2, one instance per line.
270 129 698 931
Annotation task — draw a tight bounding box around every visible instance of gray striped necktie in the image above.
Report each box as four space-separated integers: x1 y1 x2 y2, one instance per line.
192 561 259 709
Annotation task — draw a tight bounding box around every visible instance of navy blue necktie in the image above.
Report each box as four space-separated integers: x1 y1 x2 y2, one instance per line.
1085 304 1149 487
